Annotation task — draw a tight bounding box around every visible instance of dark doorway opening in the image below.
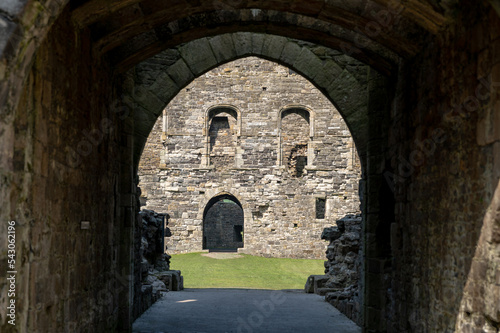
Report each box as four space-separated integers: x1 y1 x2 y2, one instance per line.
203 194 244 251
234 225 243 242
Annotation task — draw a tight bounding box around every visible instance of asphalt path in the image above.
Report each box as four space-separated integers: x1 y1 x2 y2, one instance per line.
132 288 361 333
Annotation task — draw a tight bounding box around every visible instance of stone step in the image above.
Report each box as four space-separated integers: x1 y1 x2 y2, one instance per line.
157 270 184 291
304 274 329 293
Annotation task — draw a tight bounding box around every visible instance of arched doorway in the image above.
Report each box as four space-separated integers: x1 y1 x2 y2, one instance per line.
203 194 244 251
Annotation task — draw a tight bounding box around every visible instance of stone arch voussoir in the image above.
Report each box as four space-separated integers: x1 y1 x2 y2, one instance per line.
128 32 369 172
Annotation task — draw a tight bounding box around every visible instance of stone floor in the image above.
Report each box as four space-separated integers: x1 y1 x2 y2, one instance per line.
132 288 361 333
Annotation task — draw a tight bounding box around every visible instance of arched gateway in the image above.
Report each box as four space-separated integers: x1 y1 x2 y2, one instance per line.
1 1 499 332
203 194 244 251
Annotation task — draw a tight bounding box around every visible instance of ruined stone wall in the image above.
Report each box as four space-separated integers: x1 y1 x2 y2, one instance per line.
304 214 362 324
323 215 362 324
135 210 169 318
139 57 361 259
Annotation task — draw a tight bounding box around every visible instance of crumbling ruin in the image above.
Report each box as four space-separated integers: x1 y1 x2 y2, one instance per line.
305 215 362 324
134 209 183 319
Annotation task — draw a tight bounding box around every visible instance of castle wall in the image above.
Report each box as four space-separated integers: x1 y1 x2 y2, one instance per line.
138 57 361 259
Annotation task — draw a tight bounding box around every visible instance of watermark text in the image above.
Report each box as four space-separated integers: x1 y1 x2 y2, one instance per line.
7 220 16 326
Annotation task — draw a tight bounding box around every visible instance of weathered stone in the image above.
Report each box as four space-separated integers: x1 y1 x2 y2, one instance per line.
179 38 218 76
318 214 362 324
157 270 184 291
144 274 167 293
279 41 303 66
209 34 237 63
164 60 193 89
232 32 253 56
312 276 329 293
316 288 341 296
139 285 154 315
1 1 499 332
134 208 183 318
321 227 343 241
305 274 326 293
138 57 362 259
304 275 315 293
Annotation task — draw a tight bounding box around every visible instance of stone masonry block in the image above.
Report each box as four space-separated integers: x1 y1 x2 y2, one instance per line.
326 69 366 119
313 59 343 89
232 32 253 56
304 275 316 293
209 34 237 63
279 41 303 67
149 72 179 105
251 33 265 54
484 283 500 322
293 46 322 80
313 275 329 294
167 59 194 87
157 270 184 291
179 38 217 76
0 0 27 17
262 35 287 60
316 287 339 296
132 86 165 113
134 112 158 139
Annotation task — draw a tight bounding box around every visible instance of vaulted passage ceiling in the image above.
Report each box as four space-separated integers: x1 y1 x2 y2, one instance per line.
68 0 453 75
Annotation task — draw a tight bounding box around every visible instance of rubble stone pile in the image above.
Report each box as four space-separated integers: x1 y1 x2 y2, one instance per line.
305 214 362 325
134 209 183 319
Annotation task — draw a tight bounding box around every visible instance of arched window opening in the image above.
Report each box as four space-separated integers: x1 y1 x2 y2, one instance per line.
203 194 244 251
203 106 240 169
279 108 312 177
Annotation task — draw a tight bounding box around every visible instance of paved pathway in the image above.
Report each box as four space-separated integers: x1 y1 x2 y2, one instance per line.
132 289 361 333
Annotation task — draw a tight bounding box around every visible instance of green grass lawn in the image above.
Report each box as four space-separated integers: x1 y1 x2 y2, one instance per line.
169 252 325 290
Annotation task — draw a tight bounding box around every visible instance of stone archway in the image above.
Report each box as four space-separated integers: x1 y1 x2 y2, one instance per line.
138 56 362 260
126 37 390 330
125 33 371 172
202 193 244 251
1 1 500 332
